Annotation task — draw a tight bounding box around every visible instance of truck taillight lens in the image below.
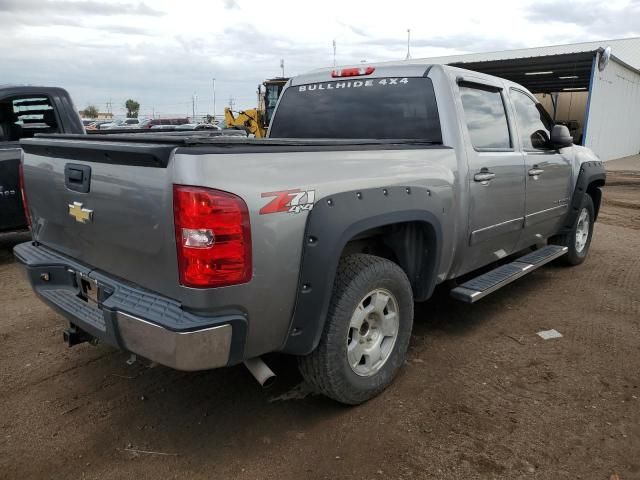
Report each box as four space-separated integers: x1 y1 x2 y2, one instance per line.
18 159 31 228
173 185 252 288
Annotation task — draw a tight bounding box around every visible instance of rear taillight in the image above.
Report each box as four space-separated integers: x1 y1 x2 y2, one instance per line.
173 185 252 288
18 159 31 228
331 66 375 77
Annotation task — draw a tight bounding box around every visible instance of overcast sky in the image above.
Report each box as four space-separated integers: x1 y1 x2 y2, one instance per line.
2 0 639 117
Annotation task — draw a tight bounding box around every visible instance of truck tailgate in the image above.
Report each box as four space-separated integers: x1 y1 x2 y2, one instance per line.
21 137 179 290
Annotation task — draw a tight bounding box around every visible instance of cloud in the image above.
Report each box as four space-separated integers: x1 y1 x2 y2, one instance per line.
525 0 640 37
0 0 163 16
223 0 240 9
358 34 527 55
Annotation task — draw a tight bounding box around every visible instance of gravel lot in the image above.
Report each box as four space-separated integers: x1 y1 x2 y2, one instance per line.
1 167 638 480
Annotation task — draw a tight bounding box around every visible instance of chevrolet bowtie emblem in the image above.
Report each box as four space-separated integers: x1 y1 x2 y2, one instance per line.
68 202 93 224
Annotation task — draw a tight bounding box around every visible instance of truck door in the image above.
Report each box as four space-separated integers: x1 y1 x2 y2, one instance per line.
456 80 526 275
508 89 572 248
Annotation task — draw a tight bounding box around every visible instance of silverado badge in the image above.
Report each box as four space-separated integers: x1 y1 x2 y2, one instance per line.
68 202 93 224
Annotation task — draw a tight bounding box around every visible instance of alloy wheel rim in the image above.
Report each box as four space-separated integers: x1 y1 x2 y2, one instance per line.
575 207 590 253
346 288 399 377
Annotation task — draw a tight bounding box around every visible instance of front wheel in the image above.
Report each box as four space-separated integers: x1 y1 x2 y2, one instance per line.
298 254 414 405
550 193 595 265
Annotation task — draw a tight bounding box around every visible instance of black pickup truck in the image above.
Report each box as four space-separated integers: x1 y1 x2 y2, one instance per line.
0 86 84 232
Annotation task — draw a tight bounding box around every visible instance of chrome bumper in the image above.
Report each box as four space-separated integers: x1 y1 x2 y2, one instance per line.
117 312 232 371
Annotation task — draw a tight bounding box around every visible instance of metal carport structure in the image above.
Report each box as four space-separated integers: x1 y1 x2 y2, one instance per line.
406 38 640 160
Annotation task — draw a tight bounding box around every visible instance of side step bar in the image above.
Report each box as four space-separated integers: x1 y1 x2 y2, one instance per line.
450 245 568 303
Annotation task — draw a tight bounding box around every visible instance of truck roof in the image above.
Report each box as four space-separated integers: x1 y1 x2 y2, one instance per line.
295 62 535 97
0 85 72 97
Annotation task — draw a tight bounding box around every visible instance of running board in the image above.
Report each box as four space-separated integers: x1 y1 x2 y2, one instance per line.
450 245 568 303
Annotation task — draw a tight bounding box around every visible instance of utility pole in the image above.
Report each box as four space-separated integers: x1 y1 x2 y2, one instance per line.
212 78 216 120
228 96 235 111
332 39 336 67
405 28 411 60
192 93 196 121
280 58 285 78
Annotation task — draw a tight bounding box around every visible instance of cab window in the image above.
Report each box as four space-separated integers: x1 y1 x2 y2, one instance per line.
459 85 511 150
510 89 554 151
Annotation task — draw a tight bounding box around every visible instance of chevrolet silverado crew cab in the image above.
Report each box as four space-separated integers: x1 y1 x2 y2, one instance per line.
15 63 606 404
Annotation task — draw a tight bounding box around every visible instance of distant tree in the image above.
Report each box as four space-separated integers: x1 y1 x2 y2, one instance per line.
83 105 99 118
125 99 140 118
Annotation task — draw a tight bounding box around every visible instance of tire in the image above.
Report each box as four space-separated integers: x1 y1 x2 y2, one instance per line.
298 254 414 405
550 193 595 266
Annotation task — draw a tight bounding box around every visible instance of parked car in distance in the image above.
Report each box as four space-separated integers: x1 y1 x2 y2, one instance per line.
107 118 142 129
149 124 177 131
140 118 190 129
0 86 84 233
100 119 122 129
16 63 605 405
176 123 221 130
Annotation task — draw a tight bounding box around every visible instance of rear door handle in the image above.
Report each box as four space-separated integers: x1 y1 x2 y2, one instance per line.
474 172 496 183
528 168 544 176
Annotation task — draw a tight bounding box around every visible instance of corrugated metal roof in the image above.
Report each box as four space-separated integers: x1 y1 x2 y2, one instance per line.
394 37 640 70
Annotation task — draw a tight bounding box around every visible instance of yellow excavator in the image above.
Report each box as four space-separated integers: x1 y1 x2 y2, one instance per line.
224 77 288 138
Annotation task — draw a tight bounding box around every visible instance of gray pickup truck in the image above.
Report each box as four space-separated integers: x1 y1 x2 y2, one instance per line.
15 63 606 404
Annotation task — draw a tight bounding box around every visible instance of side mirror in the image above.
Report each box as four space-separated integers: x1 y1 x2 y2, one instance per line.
550 124 573 148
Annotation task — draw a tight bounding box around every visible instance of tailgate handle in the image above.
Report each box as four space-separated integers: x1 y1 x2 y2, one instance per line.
68 169 84 182
64 164 91 193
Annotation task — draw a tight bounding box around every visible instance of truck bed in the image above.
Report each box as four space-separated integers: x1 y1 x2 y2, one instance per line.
26 133 444 166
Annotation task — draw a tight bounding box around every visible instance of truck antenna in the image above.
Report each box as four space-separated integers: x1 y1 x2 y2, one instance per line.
333 39 337 67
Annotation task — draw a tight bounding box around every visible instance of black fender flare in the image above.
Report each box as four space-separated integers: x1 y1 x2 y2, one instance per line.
560 161 606 232
282 186 443 355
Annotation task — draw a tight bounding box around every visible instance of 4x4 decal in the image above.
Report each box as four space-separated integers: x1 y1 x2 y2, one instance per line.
260 189 316 214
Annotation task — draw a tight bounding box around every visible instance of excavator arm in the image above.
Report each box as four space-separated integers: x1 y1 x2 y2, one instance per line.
223 107 266 138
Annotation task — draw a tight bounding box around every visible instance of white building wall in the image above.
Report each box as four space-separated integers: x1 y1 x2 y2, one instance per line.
585 56 640 161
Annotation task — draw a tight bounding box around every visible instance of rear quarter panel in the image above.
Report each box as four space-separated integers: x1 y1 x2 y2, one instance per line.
171 147 457 357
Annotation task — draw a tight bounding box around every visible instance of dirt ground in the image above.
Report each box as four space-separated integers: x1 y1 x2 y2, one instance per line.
1 170 639 480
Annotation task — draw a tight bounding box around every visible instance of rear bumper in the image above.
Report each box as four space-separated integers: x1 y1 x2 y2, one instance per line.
13 241 247 371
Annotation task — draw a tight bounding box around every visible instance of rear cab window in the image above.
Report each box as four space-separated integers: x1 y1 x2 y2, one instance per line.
269 76 442 142
0 96 60 143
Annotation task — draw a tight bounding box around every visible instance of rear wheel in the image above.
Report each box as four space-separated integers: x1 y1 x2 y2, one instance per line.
298 254 414 405
550 194 595 265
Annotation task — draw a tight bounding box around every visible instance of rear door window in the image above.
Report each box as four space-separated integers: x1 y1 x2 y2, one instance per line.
269 77 442 142
459 86 511 150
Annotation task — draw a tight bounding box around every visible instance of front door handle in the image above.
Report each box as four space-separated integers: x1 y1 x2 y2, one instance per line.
528 167 544 177
474 171 496 183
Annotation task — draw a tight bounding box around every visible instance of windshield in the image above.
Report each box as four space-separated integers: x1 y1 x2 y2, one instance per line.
269 76 441 141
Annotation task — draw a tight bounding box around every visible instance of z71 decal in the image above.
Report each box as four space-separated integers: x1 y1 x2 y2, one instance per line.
260 189 316 215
